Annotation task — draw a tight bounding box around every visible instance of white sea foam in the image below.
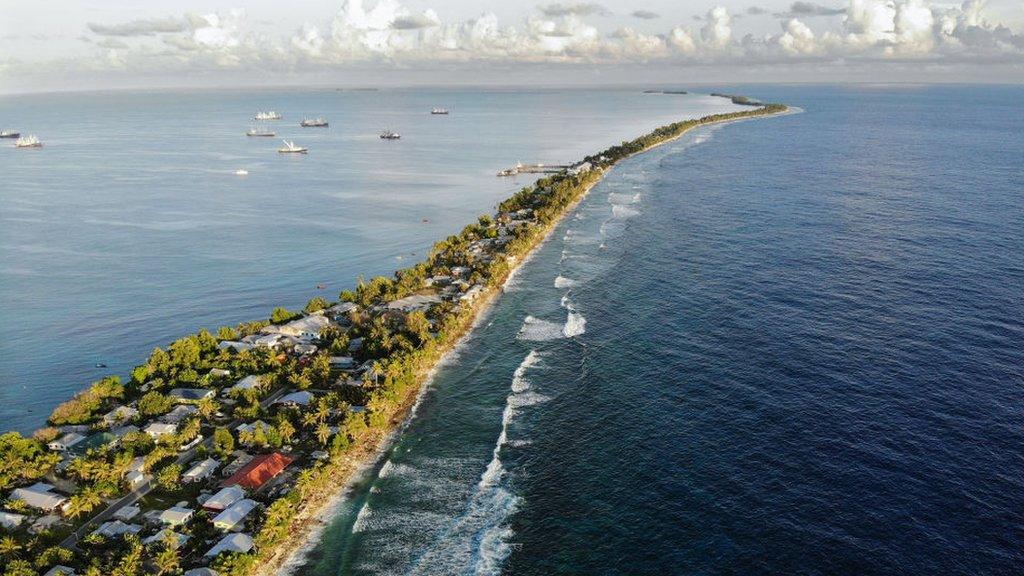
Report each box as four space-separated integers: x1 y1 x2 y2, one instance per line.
517 316 566 341
560 295 587 338
611 204 640 219
351 502 373 533
609 192 641 205
554 275 578 289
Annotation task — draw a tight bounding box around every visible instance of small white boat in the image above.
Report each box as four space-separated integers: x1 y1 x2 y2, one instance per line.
301 117 329 127
14 135 42 148
254 110 283 121
430 108 449 115
380 130 401 140
247 125 275 137
235 169 249 176
278 140 308 154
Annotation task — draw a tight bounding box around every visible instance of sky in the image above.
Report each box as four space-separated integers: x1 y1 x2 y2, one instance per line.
1 0 1022 92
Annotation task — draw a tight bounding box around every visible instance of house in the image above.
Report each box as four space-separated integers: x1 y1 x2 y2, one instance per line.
163 404 198 423
218 340 254 352
93 520 142 538
221 451 253 477
183 457 219 483
254 333 283 348
330 356 356 369
103 405 139 425
310 450 329 461
169 388 215 402
48 432 86 452
385 294 441 313
204 532 254 557
274 391 314 407
184 569 220 576
29 514 62 534
209 368 232 378
113 505 140 521
221 452 294 492
144 422 178 438
11 483 68 512
142 528 189 548
158 506 194 526
42 567 76 576
203 485 245 512
293 343 318 356
125 470 146 489
347 337 363 352
0 511 26 529
110 424 140 440
212 498 257 532
326 302 358 317
227 375 264 396
236 420 270 437
459 285 485 302
277 314 331 340
567 161 593 176
450 266 469 278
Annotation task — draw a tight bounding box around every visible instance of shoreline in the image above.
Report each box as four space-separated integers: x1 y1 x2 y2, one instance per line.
0 97 787 576
259 105 788 575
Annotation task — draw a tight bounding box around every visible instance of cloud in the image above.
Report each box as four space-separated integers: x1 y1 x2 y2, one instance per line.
701 6 733 48
537 3 611 17
630 10 660 20
391 11 441 30
779 2 847 17
87 16 189 37
29 0 1019 80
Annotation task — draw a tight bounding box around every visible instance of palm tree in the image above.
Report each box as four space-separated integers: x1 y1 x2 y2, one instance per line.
0 535 22 559
197 397 219 421
316 423 331 446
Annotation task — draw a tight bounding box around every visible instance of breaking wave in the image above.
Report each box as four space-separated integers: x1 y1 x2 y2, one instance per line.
608 192 641 205
611 204 640 219
517 316 566 341
554 275 578 289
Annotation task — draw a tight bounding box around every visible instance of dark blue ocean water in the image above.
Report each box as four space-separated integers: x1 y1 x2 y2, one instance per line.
295 85 1024 576
0 88 736 432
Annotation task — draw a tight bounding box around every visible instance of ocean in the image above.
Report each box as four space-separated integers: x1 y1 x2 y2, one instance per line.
291 85 1024 575
0 87 739 433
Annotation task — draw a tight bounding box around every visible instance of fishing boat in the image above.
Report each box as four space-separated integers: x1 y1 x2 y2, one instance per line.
14 135 42 148
430 108 449 115
278 140 308 154
254 111 283 121
300 118 329 127
379 130 401 140
235 169 249 176
0 130 20 139
246 126 275 137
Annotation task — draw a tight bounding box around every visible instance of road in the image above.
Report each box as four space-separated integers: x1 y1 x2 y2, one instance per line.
60 386 288 549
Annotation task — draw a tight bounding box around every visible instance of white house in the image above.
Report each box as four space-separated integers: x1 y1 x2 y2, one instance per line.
227 375 264 396
183 457 219 483
144 422 178 438
103 405 139 425
113 505 140 521
209 368 232 378
218 340 254 352
42 567 76 576
0 511 26 529
277 314 331 339
169 388 216 402
48 432 86 452
163 404 198 423
92 520 142 538
254 333 283 348
158 506 194 526
212 498 257 532
274 391 314 407
11 483 68 512
204 532 254 557
142 528 189 548
385 294 441 313
203 485 245 512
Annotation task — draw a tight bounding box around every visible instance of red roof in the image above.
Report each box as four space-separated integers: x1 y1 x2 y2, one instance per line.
222 452 294 491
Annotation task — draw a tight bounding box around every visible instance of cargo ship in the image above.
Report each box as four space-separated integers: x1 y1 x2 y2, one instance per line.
300 118 329 127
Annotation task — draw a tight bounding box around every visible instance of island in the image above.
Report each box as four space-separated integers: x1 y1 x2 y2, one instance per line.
0 99 787 576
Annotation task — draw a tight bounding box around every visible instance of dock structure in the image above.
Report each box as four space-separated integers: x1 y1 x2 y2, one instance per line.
497 162 569 177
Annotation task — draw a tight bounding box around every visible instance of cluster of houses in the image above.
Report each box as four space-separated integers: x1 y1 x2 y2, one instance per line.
0 197 554 574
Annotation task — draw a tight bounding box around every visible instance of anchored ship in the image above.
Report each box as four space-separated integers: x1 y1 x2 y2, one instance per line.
278 140 308 154
430 108 449 115
300 118 329 127
254 111 283 121
14 135 42 148
0 130 20 139
380 130 401 140
246 126 276 137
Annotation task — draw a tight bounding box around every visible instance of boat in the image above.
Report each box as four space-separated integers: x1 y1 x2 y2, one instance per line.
380 130 401 140
430 108 449 115
246 126 275 137
300 118 329 127
278 140 308 154
14 135 42 148
235 169 249 176
0 130 20 139
254 111 283 121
